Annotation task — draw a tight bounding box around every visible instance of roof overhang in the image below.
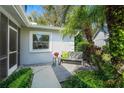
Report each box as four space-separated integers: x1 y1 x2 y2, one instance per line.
1 5 62 31
14 5 63 31
28 24 62 31
1 5 27 27
12 5 30 27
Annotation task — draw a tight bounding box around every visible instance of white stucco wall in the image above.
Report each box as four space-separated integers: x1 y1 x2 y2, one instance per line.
93 31 108 47
52 31 74 52
20 29 74 65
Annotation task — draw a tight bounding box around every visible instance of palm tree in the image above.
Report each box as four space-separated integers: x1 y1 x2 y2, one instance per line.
63 5 106 69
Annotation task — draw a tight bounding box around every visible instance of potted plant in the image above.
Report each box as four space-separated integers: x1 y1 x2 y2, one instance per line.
52 52 60 66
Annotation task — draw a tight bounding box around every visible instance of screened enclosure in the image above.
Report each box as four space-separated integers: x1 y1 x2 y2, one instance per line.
0 12 20 80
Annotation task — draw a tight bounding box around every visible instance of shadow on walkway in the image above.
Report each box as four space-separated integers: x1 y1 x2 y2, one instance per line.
52 63 96 82
52 64 72 82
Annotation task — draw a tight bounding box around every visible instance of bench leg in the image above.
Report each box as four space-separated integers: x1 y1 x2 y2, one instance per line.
59 59 63 65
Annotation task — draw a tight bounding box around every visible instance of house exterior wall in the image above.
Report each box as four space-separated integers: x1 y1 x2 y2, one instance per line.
0 6 74 66
52 31 74 52
20 29 74 65
0 5 74 79
93 31 108 47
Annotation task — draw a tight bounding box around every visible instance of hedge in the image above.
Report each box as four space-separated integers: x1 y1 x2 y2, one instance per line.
0 68 33 88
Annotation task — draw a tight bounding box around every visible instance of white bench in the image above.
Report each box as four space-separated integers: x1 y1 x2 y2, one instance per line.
61 52 83 65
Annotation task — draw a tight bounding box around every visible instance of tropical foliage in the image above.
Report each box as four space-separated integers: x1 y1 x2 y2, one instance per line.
63 5 106 68
105 5 124 86
62 5 124 87
62 70 124 88
61 71 105 88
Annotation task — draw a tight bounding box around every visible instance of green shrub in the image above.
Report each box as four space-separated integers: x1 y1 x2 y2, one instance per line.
100 61 114 81
91 52 115 80
102 45 109 53
62 70 105 88
62 69 122 88
75 42 83 52
0 68 33 88
102 53 111 62
75 41 89 52
61 75 84 88
61 51 69 59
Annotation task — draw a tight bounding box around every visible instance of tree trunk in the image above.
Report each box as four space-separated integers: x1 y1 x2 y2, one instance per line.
83 27 95 65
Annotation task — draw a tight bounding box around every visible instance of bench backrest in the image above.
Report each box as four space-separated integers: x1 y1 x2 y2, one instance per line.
68 52 82 59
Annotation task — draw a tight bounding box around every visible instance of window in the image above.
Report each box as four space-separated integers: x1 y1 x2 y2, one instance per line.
33 34 49 49
30 31 51 52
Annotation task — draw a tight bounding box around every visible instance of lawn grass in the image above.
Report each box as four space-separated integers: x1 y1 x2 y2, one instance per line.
0 68 33 88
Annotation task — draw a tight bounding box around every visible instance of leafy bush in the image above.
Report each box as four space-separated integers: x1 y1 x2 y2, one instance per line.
102 45 109 53
92 51 115 80
61 54 124 88
95 50 102 56
62 69 124 88
0 68 33 88
75 41 83 52
75 32 83 52
102 53 111 62
61 51 69 59
96 62 115 81
87 51 119 87
75 39 89 52
62 70 105 88
75 32 90 62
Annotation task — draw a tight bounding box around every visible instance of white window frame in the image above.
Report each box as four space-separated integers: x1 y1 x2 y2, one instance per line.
29 31 52 52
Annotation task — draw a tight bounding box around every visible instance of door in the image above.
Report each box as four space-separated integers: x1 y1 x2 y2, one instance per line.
8 26 18 76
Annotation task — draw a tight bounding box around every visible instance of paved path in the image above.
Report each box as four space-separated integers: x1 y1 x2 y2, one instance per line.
52 63 83 82
31 65 61 88
52 65 72 82
52 63 95 82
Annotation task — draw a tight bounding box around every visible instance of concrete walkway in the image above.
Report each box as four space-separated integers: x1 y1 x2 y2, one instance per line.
52 63 95 82
31 65 61 88
52 65 72 82
52 63 83 82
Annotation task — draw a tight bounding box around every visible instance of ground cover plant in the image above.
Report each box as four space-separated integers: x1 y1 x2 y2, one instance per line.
62 67 124 88
61 70 105 88
0 68 33 88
